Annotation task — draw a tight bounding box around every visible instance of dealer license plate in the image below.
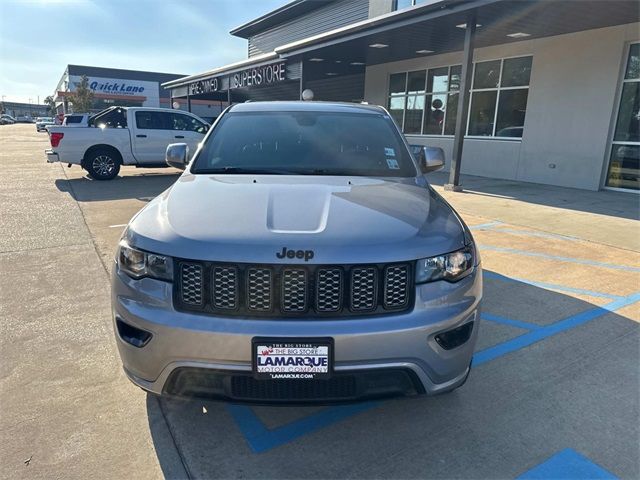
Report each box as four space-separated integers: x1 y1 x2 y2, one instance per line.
252 338 333 380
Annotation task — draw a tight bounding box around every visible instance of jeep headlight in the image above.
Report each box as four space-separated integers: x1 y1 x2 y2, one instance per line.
415 245 475 284
118 241 173 281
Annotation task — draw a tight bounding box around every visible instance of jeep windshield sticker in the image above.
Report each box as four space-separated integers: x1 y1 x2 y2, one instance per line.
385 147 396 157
386 158 400 170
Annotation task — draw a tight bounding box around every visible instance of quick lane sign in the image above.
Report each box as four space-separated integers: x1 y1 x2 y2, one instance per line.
89 81 145 94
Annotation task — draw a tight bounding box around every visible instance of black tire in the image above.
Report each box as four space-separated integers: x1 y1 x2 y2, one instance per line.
85 148 121 180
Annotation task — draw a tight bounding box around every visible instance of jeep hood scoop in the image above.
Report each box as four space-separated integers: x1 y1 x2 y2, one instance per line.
127 174 466 264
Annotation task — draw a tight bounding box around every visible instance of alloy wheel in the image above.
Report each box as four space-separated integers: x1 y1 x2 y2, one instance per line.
92 155 115 177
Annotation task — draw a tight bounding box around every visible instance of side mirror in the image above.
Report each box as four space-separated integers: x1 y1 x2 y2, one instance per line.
410 145 445 173
166 143 189 170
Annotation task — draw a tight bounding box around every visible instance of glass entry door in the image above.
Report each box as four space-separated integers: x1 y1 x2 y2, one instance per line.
606 43 639 191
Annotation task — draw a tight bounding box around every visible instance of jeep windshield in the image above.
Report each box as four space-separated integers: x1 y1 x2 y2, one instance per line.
192 111 417 177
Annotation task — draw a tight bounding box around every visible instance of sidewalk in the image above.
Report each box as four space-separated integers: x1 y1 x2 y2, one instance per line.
429 172 640 251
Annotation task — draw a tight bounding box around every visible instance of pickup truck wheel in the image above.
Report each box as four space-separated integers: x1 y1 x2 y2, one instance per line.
86 150 120 180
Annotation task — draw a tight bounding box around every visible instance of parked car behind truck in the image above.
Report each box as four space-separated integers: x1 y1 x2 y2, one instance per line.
36 117 55 132
46 107 209 180
0 114 17 125
62 113 90 127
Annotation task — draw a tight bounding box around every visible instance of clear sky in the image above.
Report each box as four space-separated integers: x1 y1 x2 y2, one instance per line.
0 0 288 103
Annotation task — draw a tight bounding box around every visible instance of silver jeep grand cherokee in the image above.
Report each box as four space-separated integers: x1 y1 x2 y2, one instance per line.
111 101 481 403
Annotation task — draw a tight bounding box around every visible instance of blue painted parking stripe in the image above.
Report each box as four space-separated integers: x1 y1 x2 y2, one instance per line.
485 227 581 242
478 245 640 272
483 271 623 300
474 292 640 366
482 313 540 331
227 402 378 453
469 221 502 230
517 448 617 479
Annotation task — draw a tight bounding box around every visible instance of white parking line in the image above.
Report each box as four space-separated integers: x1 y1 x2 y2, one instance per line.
108 224 128 228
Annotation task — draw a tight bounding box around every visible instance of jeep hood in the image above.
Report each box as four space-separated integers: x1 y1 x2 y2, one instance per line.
126 174 466 264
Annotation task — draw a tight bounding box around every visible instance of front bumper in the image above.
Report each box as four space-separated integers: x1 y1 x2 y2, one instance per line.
111 263 482 401
46 150 59 163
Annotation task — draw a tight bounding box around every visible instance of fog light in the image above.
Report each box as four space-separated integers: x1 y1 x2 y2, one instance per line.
116 318 152 348
434 322 474 350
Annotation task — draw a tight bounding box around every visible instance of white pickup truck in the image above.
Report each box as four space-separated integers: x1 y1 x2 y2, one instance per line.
46 107 209 180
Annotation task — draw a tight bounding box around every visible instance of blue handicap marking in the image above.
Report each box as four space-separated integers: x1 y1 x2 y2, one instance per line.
475 292 640 366
227 402 379 453
223 266 640 453
517 448 618 479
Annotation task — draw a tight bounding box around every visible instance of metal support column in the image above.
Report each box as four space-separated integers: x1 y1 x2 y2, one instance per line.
445 11 476 192
187 92 192 113
299 60 305 100
227 88 232 106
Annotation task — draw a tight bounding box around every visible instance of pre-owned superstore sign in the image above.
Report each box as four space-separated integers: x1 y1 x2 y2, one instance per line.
188 61 287 95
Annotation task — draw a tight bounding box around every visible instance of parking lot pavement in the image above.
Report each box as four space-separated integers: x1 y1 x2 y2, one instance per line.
1 123 639 479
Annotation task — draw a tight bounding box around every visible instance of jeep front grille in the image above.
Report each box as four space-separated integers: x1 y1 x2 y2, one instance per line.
281 269 308 312
174 261 413 317
383 265 410 309
212 266 238 310
247 268 272 312
316 268 343 312
350 267 378 312
179 263 203 306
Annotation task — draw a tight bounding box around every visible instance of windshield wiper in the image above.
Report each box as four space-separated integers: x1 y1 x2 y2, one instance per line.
298 168 360 176
194 166 298 175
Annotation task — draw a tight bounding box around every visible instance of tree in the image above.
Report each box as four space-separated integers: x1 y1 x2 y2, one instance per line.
44 96 56 116
68 75 94 113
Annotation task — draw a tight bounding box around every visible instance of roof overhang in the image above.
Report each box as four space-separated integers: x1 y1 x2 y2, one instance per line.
162 52 280 88
273 0 639 67
165 0 639 90
230 0 335 39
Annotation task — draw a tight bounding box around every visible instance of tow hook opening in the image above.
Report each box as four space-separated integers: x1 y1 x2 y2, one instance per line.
434 321 474 350
116 318 152 348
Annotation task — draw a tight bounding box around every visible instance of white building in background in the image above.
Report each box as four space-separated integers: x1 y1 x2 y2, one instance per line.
53 65 226 123
164 0 639 192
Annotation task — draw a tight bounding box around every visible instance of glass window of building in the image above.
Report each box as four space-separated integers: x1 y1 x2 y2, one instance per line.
606 43 639 190
393 0 429 9
468 56 532 137
388 64 462 136
387 56 531 137
387 72 407 129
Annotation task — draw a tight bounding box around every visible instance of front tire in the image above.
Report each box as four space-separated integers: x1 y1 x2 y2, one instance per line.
86 149 121 180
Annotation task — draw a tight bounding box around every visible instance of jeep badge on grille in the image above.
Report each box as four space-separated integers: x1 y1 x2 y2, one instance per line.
276 247 314 261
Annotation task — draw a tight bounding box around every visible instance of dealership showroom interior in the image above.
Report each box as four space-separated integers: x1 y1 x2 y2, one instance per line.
0 0 639 479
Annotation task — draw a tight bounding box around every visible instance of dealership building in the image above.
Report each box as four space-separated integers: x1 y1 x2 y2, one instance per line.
53 65 226 122
1 101 48 119
164 0 639 192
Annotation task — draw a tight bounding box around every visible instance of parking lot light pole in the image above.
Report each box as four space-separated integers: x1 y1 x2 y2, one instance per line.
445 11 477 192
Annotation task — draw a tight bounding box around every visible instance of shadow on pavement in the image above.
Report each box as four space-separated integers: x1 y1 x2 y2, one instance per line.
143 272 639 479
428 171 639 221
55 172 180 202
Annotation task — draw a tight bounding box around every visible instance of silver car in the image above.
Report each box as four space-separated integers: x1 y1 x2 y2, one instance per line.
111 101 482 403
